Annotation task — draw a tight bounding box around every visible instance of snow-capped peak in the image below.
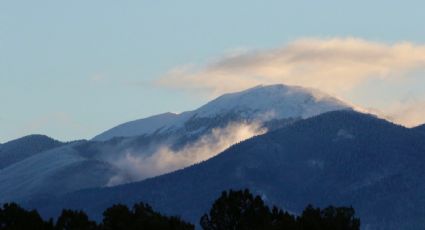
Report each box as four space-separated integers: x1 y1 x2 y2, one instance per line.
194 84 349 120
93 84 350 141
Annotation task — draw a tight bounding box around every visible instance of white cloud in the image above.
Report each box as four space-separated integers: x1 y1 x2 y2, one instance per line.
106 122 266 186
157 37 425 126
385 100 425 127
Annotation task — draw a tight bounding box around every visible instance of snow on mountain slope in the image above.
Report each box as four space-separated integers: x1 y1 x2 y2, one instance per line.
93 84 350 141
85 84 351 185
195 84 348 119
0 143 122 202
0 84 351 203
93 113 180 141
0 135 64 169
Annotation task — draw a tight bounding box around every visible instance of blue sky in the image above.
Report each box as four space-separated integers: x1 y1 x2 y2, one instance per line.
1 0 425 143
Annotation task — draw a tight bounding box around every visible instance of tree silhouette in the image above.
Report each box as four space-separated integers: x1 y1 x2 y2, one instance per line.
0 190 359 230
200 189 275 230
201 189 360 230
55 209 97 230
299 204 322 230
0 202 193 230
269 206 298 230
100 203 194 230
0 203 53 230
101 204 132 230
131 202 193 230
319 206 360 230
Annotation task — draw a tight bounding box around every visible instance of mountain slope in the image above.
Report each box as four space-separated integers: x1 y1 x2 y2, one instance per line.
87 85 349 184
93 84 349 141
413 124 425 134
34 111 425 230
93 112 180 142
0 135 63 169
0 142 123 203
0 84 350 204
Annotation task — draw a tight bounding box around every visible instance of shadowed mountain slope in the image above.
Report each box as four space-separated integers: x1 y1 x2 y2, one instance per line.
413 124 425 134
32 111 425 230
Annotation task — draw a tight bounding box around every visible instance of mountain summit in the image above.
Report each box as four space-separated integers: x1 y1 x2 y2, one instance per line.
93 84 350 141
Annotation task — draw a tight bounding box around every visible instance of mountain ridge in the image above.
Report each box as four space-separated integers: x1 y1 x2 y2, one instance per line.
31 110 425 230
93 84 350 141
0 84 350 204
0 134 64 170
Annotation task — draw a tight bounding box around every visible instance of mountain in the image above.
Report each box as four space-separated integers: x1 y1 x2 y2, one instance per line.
0 135 63 169
32 111 425 230
0 141 124 203
413 124 425 134
92 112 180 141
93 84 349 141
0 84 349 204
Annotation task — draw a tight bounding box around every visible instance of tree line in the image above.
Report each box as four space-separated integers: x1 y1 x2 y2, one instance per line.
0 189 360 230
200 189 360 230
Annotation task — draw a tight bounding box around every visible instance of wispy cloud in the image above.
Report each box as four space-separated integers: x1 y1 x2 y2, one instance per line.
106 122 266 186
157 38 425 126
385 100 425 127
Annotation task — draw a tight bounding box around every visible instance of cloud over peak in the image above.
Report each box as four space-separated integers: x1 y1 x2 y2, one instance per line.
160 38 425 94
158 37 425 126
